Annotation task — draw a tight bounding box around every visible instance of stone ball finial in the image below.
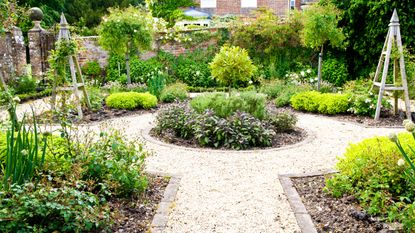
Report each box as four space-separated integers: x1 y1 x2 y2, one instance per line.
28 7 44 21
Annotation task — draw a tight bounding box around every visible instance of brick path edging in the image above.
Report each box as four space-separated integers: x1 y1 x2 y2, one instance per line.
279 170 337 233
147 172 182 233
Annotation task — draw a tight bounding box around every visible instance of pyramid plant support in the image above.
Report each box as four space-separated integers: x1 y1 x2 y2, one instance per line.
50 13 91 119
372 9 411 121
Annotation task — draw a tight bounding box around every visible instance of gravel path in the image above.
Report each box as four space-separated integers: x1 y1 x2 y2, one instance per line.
79 112 404 233
0 99 405 232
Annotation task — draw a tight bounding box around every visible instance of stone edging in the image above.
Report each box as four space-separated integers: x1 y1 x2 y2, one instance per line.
279 170 337 233
147 172 182 233
141 126 316 154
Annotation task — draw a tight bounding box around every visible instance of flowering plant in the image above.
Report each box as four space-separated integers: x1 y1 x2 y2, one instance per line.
286 68 315 85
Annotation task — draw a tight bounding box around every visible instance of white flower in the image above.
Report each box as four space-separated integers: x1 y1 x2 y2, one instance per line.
300 71 305 77
306 69 312 74
249 80 253 84
364 98 371 103
397 159 405 166
13 96 20 103
188 38 192 41
195 71 201 76
134 29 137 33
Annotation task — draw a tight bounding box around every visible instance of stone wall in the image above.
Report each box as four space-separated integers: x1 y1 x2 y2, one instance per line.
0 27 26 82
76 36 109 68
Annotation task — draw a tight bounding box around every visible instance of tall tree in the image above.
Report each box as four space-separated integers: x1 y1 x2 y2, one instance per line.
98 6 153 84
146 0 194 28
301 2 345 90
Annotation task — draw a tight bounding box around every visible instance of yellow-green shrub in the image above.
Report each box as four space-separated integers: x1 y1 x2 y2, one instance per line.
290 91 350 115
106 92 157 110
160 83 188 103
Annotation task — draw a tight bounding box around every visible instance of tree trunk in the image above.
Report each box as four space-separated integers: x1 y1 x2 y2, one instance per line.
317 45 324 91
125 42 132 85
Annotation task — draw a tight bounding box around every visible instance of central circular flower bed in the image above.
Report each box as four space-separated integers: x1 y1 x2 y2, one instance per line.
151 92 307 150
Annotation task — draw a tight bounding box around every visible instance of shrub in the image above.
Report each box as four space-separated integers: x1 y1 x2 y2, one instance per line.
290 91 350 115
82 60 102 83
260 80 289 99
193 110 274 150
266 113 297 132
146 69 166 98
106 92 157 110
190 92 267 119
172 54 216 88
81 131 148 197
86 86 105 112
10 75 36 94
210 45 257 88
322 57 349 86
160 83 188 103
155 103 196 139
325 133 415 231
348 92 392 117
0 184 110 232
259 80 311 107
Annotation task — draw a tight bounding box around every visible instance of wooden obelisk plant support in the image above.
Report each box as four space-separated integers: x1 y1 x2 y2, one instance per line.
372 9 411 121
50 13 91 119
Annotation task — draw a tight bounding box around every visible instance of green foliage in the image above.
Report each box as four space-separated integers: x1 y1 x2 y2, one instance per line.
16 89 52 103
190 92 267 120
107 55 163 83
106 92 157 110
230 9 308 78
194 110 274 150
81 131 148 197
290 91 350 115
86 86 105 112
2 115 47 190
210 45 257 88
266 113 298 133
155 103 196 139
146 0 194 28
81 61 102 84
173 51 216 87
9 75 36 94
259 80 311 107
322 57 349 86
147 70 167 98
160 83 188 103
332 0 415 76
0 184 110 232
325 133 415 231
99 6 152 55
301 2 345 51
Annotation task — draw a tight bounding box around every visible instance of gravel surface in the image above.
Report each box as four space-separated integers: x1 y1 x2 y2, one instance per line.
0 101 406 232
74 111 403 233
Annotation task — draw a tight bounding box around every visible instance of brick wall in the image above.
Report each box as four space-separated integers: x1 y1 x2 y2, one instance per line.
195 0 290 17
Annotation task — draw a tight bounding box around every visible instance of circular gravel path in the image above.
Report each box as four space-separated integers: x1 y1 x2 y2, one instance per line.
80 112 404 233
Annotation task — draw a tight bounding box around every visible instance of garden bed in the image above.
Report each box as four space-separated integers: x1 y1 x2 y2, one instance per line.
150 127 307 150
110 175 169 232
291 175 399 232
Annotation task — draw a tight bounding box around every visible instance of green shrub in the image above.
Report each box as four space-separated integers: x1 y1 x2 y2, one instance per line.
325 134 415 231
0 184 110 232
290 91 323 112
155 103 196 139
194 110 274 150
266 113 297 132
190 92 267 120
81 131 148 197
86 86 105 112
172 54 216 88
10 75 36 94
260 80 288 99
322 57 349 86
259 80 311 107
160 83 188 103
147 69 166 98
82 60 102 83
290 91 350 115
210 45 257 88
106 92 157 110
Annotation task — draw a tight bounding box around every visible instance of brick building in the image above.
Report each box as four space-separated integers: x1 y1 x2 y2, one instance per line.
193 0 307 18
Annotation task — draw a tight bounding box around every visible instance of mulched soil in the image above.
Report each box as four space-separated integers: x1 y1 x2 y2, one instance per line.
292 175 401 233
109 175 169 233
150 127 307 150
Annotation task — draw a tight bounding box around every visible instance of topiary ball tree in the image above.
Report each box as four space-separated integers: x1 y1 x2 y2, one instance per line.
98 7 153 85
209 45 257 94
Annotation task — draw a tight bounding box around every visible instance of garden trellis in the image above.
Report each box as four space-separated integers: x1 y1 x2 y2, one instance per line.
50 13 91 119
372 9 411 121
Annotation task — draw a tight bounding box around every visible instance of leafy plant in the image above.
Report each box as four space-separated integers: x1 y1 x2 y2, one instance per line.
322 57 349 86
9 75 36 94
85 86 105 112
155 103 196 139
2 114 47 190
266 113 297 133
106 92 158 110
99 7 153 84
190 92 267 120
290 91 350 115
160 83 188 103
348 92 392 117
146 69 166 98
81 60 102 84
210 45 257 90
